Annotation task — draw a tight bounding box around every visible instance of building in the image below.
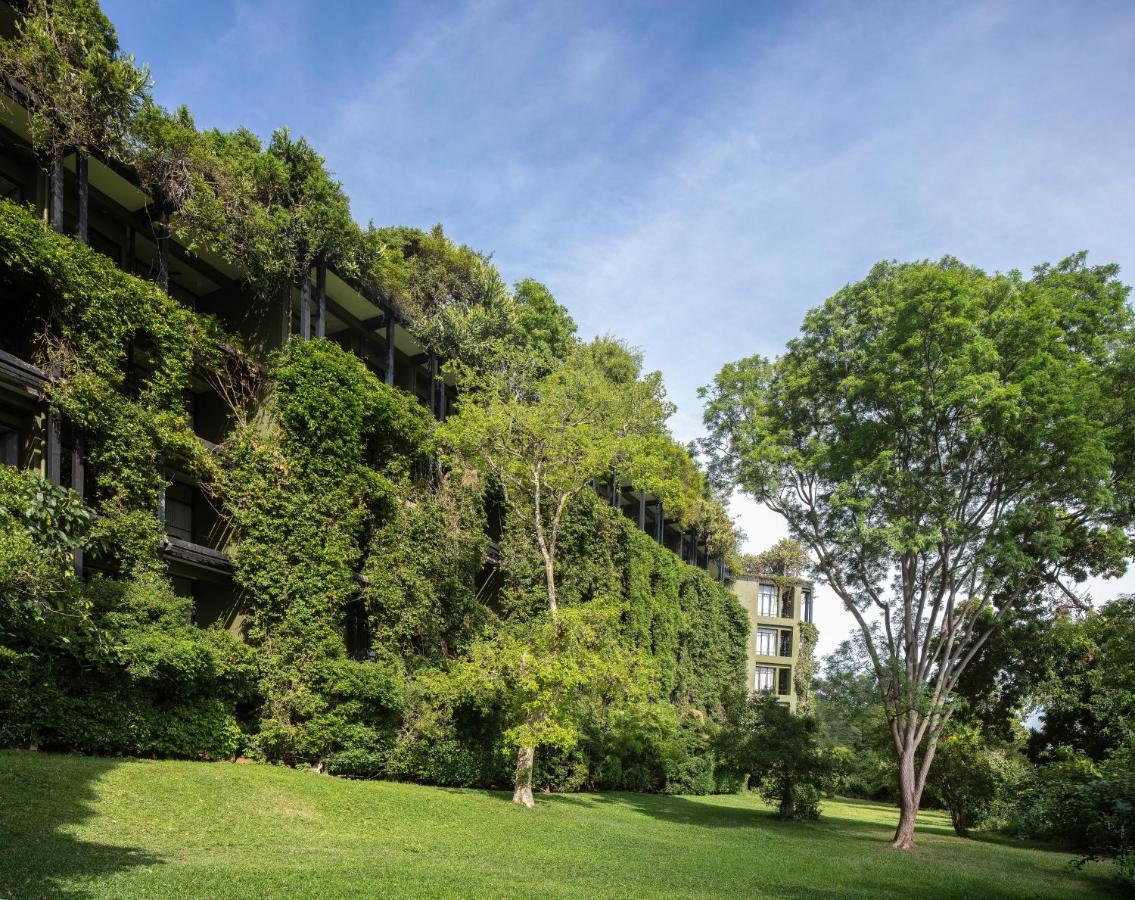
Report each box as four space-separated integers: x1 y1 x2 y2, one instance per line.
0 2 727 642
731 575 814 712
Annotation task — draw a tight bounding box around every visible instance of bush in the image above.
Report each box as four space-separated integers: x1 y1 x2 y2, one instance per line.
0 573 257 759
926 726 1027 836
1011 741 1135 887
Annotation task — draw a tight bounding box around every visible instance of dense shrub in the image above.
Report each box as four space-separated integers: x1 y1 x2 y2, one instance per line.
1013 742 1135 865
0 574 256 758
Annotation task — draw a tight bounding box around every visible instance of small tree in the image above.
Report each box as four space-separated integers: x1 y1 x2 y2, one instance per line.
703 255 1135 847
438 599 655 806
0 0 148 227
926 724 1019 837
442 339 683 804
721 695 834 819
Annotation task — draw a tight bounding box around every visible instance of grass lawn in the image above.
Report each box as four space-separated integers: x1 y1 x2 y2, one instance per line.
0 751 1116 898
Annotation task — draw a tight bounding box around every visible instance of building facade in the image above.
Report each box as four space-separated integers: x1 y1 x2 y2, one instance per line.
731 575 814 712
0 5 728 643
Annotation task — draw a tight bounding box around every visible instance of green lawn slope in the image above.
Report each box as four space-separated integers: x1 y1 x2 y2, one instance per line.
0 751 1115 898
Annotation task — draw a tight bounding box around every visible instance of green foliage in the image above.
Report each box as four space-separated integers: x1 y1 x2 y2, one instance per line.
512 278 577 363
742 537 809 578
178 127 357 301
0 0 149 161
704 254 1135 840
219 338 429 765
0 574 255 758
926 725 1026 836
0 465 95 631
1026 597 1135 761
1013 740 1135 878
794 620 818 710
0 200 224 570
720 695 838 819
363 477 488 667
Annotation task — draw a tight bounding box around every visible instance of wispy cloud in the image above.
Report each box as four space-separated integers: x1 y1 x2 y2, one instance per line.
106 0 1135 649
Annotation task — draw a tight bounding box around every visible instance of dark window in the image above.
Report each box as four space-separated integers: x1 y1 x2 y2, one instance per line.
777 667 791 696
780 588 794 619
0 425 18 466
88 227 121 265
802 590 813 623
779 630 793 658
164 478 193 542
0 170 23 203
345 598 372 661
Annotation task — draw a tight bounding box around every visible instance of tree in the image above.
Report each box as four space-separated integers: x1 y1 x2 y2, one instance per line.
1026 596 1135 761
720 694 835 819
741 537 809 578
0 0 148 229
435 599 657 806
926 724 1021 837
703 255 1135 847
441 339 681 804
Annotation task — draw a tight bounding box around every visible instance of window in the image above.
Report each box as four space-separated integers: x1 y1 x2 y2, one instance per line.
780 587 794 618
164 478 194 542
756 627 777 656
0 171 22 203
778 667 792 696
0 426 18 467
779 630 793 657
755 666 776 693
802 590 813 623
758 582 777 616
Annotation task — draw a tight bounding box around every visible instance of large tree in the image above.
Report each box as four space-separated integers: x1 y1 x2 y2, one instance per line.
702 255 1135 848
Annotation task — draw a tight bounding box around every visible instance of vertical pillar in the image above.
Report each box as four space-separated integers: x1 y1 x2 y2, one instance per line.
429 353 439 419
299 265 311 340
611 477 620 509
45 411 61 485
127 225 136 274
385 315 395 387
49 153 65 232
71 437 84 575
76 152 89 244
46 362 61 485
677 531 684 559
637 492 646 531
157 207 170 293
315 261 326 338
157 469 166 535
655 500 664 543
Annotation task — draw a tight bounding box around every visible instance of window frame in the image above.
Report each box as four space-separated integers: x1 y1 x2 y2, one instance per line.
757 582 778 617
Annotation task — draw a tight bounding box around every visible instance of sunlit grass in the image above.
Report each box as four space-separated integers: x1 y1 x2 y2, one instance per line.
0 751 1113 898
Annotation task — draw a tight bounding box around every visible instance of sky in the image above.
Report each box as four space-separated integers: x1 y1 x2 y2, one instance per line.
103 0 1135 657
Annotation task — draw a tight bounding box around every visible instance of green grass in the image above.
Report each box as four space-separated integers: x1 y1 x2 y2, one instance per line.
0 751 1116 898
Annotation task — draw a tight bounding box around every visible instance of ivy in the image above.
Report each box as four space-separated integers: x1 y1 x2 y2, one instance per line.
0 199 226 570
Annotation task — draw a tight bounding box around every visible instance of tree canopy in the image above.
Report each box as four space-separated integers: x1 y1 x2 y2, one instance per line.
703 254 1135 847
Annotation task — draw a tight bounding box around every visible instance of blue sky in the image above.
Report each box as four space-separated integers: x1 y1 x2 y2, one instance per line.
104 0 1135 652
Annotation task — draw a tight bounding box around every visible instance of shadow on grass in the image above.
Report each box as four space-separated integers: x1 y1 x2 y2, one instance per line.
0 752 159 898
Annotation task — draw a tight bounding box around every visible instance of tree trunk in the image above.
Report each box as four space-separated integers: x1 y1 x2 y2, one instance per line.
949 803 969 837
512 744 535 808
543 552 557 615
780 778 795 820
893 746 920 849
